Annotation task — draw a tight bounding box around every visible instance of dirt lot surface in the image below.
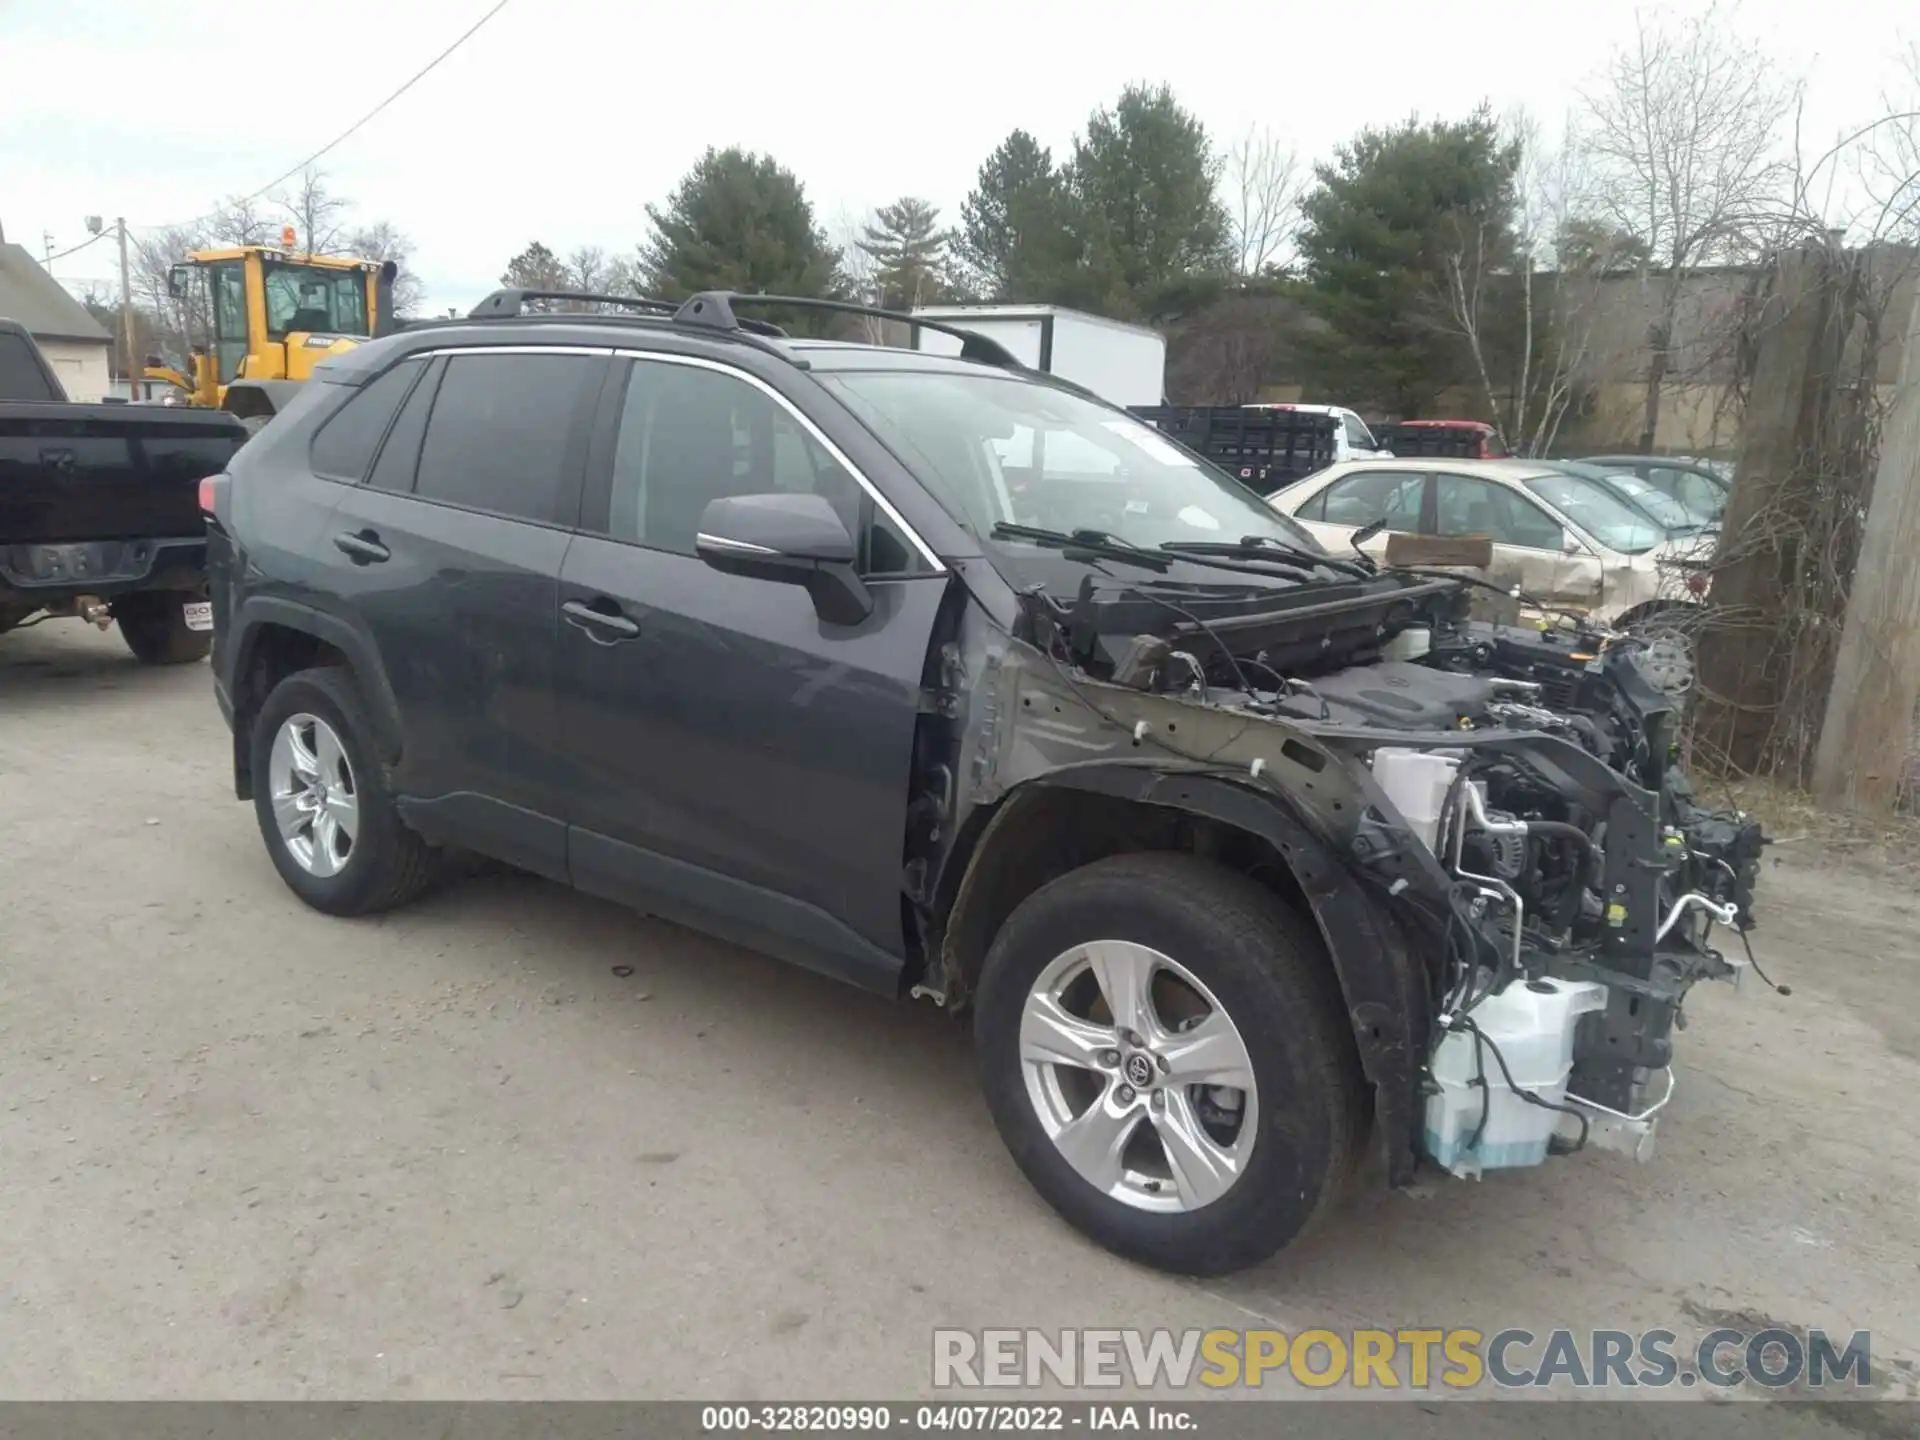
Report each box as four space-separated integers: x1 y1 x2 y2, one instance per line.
3 623 1917 1418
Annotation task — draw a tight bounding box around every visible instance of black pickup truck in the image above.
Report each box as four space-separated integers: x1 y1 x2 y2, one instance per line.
1 318 249 663
1128 404 1338 493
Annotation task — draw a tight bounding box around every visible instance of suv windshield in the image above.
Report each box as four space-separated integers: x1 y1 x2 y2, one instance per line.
820 370 1325 559
1522 470 1667 555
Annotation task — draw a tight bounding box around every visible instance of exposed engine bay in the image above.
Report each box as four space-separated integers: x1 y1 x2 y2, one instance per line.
1002 566 1766 1179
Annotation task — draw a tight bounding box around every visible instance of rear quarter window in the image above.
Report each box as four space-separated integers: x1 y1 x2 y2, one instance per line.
310 358 425 480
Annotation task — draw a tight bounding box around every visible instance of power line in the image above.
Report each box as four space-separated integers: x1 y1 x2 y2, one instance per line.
147 0 513 233
41 230 111 264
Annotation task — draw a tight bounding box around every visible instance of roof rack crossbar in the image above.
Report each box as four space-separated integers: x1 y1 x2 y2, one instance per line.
469 288 679 319
673 291 1027 373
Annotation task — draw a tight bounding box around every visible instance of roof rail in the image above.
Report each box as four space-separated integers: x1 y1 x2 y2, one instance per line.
673 292 1026 372
459 286 1102 394
468 288 679 319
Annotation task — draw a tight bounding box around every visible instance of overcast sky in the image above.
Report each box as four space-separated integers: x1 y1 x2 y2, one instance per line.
2 0 1913 315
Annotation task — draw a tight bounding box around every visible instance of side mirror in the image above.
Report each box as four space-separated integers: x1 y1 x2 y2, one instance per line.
1562 527 1586 556
167 265 191 299
694 492 872 625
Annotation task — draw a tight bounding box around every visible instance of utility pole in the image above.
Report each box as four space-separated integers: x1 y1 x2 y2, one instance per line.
116 217 140 402
1694 247 1842 774
1812 279 1920 812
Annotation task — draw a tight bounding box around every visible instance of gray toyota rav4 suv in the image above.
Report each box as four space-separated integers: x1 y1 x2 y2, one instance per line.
202 289 1764 1275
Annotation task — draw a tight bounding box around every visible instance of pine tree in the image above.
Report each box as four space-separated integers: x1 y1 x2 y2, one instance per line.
954 130 1077 301
638 148 842 328
855 198 949 310
501 241 568 293
1296 108 1522 415
1068 84 1232 317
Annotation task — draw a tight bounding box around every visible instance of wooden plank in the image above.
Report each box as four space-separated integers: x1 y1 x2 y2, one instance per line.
1385 532 1496 569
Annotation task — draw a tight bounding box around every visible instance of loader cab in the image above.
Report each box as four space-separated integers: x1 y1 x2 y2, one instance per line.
261 260 371 343
161 246 389 407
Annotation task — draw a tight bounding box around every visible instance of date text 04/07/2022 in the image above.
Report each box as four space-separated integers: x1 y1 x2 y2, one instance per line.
698 1403 1196 1432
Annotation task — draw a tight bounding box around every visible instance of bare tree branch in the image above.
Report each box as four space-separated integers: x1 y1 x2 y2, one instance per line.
271 167 352 255
1223 126 1303 277
830 206 888 343
1579 2 1797 450
345 220 426 315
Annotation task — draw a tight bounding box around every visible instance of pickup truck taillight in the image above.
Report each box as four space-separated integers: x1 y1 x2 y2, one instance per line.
198 474 228 516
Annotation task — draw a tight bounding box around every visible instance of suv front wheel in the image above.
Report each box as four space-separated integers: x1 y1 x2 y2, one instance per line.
974 853 1364 1275
249 666 439 915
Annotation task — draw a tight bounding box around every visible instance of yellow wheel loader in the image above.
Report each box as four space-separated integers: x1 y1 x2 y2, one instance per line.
144 231 398 430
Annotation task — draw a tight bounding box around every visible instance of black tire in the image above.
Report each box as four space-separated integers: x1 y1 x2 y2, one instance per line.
249 666 439 916
974 852 1365 1276
115 591 212 665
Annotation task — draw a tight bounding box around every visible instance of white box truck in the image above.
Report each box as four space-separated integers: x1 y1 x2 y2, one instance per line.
908 304 1166 408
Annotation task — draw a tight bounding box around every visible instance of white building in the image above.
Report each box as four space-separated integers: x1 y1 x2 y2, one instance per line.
0 235 114 401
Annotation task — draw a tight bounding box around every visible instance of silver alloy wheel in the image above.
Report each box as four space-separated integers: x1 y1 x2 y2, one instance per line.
267 712 359 877
1019 940 1259 1214
1636 628 1697 698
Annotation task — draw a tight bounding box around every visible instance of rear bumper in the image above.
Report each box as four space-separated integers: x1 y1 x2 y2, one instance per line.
0 535 206 604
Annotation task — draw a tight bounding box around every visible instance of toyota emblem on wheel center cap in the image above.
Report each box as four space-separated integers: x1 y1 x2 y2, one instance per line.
1123 1053 1155 1089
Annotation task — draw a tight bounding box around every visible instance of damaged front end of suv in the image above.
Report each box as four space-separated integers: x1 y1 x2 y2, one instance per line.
927 555 1764 1192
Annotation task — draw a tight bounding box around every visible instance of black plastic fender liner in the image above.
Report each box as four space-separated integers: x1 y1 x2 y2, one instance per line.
1025 765 1432 1187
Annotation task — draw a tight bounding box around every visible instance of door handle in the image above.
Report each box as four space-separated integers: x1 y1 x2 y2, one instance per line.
334 530 390 564
562 598 641 642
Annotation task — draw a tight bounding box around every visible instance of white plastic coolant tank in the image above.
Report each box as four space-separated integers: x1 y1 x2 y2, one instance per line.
1424 977 1609 1178
1381 626 1431 662
1370 747 1460 853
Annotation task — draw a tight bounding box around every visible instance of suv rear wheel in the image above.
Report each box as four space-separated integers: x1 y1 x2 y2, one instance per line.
250 666 439 915
974 852 1363 1275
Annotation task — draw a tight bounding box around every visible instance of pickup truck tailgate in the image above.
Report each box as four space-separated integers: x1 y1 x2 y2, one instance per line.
0 404 249 545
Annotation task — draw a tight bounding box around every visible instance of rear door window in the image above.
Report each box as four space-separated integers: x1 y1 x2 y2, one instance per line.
1310 469 1424 529
1435 474 1564 550
1342 412 1375 452
411 353 598 525
310 359 424 481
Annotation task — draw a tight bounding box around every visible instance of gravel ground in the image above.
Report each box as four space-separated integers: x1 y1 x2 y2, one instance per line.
2 622 1917 1416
